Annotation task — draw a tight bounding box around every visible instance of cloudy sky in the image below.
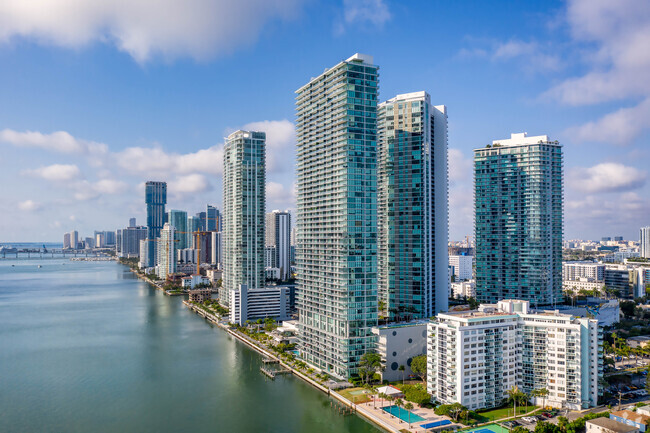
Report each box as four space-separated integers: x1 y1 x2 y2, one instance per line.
0 0 649 242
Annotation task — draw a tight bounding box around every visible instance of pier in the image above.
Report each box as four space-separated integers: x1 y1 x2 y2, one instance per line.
260 366 291 380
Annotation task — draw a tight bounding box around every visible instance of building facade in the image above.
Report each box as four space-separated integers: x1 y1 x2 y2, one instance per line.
427 300 602 411
641 227 650 259
145 181 167 267
229 284 291 326
564 262 605 282
474 133 563 306
167 210 188 250
222 130 266 308
449 255 473 281
156 223 176 279
119 226 147 258
378 91 449 321
296 53 379 378
265 210 292 281
372 321 428 382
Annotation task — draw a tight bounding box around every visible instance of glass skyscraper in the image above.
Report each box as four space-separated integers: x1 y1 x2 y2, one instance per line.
296 53 378 379
145 181 167 267
167 210 188 250
378 91 449 321
474 133 563 306
206 205 220 232
221 130 266 308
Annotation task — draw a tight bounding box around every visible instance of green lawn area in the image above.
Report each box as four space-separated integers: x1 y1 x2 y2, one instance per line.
339 387 372 404
475 405 539 422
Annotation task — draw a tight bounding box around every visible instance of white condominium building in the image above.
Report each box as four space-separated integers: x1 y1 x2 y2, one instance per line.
449 255 473 281
563 262 605 282
222 130 266 308
427 300 602 411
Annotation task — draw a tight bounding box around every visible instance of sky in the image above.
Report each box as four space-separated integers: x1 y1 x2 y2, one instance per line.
0 0 649 242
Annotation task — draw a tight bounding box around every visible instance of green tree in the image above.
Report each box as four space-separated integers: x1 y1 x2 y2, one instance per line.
646 366 650 394
508 385 526 416
359 351 382 385
398 364 405 384
402 383 431 405
447 403 466 422
468 297 479 309
410 354 427 383
512 427 529 433
535 421 560 433
620 301 636 318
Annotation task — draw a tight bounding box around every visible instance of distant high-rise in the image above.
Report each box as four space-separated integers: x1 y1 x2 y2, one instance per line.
641 227 650 259
156 223 176 279
211 231 222 267
221 130 266 307
63 232 71 249
266 210 291 280
196 212 207 232
167 210 188 250
296 53 378 379
378 91 449 320
70 231 79 250
474 133 563 306
129 217 136 228
207 205 220 232
145 181 167 266
119 226 147 258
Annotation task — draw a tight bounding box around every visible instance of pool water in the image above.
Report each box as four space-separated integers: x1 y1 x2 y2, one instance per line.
381 405 425 423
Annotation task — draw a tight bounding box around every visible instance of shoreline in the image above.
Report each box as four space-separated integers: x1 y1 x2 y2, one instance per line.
124 266 397 433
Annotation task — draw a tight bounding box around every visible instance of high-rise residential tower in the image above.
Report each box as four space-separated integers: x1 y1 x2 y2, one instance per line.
167 210 188 250
156 223 176 279
474 133 563 306
266 210 291 281
221 130 266 307
207 205 220 232
378 91 449 320
296 53 378 379
145 181 167 267
641 226 650 259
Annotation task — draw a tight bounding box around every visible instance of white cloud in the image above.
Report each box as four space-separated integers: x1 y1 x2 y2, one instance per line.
266 181 295 207
18 199 41 211
343 0 391 27
545 0 650 143
115 144 224 177
569 163 647 193
73 179 129 201
0 0 304 63
448 148 472 183
0 129 108 156
168 174 212 196
566 97 650 146
243 119 295 174
24 164 81 181
458 39 562 73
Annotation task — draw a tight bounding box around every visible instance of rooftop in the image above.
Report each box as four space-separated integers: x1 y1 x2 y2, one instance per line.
612 410 650 425
587 418 639 433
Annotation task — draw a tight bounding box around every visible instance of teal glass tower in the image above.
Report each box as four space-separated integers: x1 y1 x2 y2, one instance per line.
474 133 563 306
378 91 449 321
167 210 188 250
296 54 378 379
145 181 167 267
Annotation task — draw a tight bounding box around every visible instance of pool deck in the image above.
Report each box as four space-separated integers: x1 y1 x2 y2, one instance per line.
358 397 460 433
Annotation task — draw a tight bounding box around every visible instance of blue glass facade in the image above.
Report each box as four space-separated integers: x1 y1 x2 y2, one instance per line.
145 181 167 267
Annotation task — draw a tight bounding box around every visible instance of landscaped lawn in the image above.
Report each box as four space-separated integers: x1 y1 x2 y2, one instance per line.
339 387 372 404
475 406 539 422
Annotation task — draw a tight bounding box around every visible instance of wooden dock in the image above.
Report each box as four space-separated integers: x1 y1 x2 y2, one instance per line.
260 366 291 380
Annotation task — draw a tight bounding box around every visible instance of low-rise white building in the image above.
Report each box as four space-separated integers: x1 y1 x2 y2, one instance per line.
181 274 211 289
563 278 605 293
563 262 605 282
229 284 290 325
427 300 603 411
372 321 428 382
451 280 476 299
586 418 639 433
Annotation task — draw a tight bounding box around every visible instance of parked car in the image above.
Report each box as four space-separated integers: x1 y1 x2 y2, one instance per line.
522 417 538 423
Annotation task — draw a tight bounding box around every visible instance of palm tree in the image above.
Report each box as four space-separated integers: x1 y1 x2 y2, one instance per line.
534 388 549 410
399 364 406 384
507 385 525 416
395 398 404 423
404 402 414 428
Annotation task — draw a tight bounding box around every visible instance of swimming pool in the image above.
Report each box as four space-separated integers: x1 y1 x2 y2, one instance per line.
382 405 425 423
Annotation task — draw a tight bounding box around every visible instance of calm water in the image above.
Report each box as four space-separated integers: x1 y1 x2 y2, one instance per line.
0 259 381 433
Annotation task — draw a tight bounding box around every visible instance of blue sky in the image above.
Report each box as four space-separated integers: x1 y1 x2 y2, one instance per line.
1 0 649 242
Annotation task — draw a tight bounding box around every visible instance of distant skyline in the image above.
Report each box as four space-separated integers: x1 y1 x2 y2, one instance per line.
1 0 649 242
